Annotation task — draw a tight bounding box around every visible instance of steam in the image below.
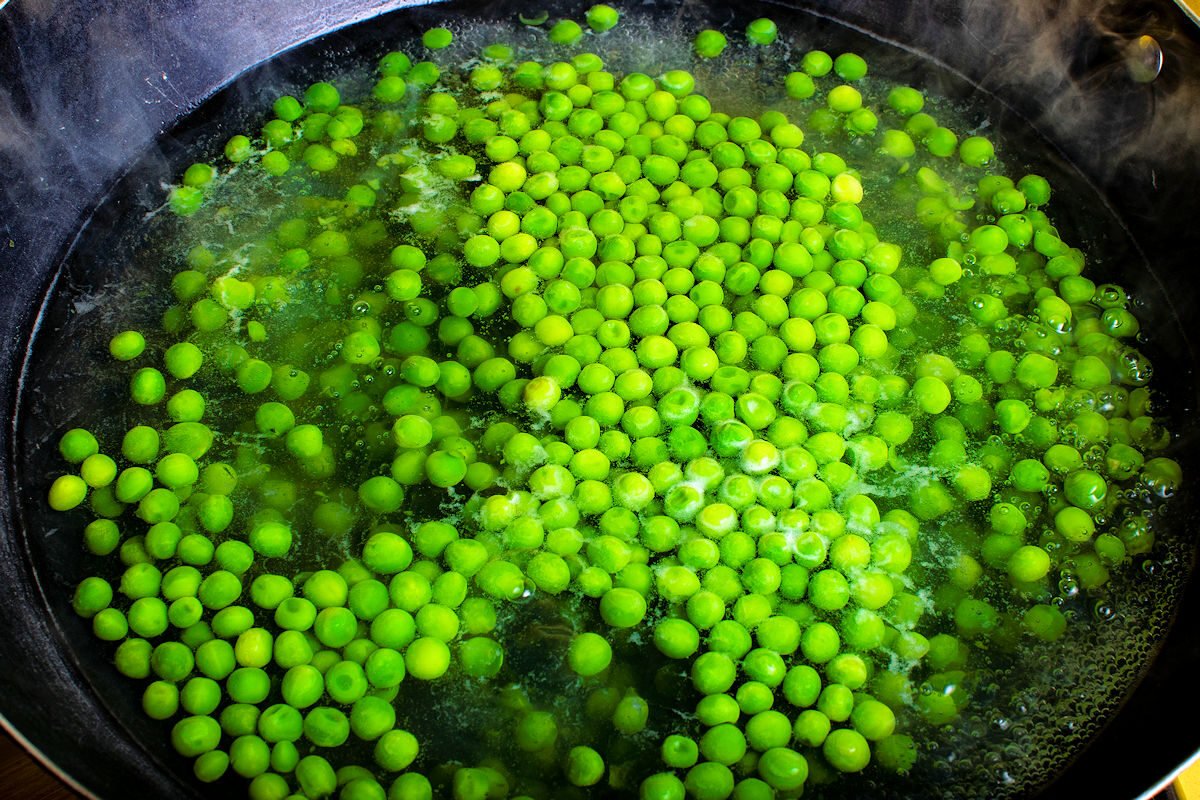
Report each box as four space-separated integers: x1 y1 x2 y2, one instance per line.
0 0 418 244
7 0 1196 225
952 0 1200 183
824 0 1200 391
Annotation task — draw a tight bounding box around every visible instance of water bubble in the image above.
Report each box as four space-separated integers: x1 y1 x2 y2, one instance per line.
1095 284 1127 308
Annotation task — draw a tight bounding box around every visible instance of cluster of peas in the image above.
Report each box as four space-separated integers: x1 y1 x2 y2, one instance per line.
47 5 1185 800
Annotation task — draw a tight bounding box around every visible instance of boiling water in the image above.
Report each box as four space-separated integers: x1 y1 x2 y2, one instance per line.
17 4 1192 799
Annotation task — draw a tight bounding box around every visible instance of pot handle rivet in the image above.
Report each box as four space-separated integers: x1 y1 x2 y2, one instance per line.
1126 34 1164 83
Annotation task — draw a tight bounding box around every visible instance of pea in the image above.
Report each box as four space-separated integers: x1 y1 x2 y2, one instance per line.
694 29 728 58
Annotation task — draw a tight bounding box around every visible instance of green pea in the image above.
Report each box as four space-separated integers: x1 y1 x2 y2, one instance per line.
746 18 779 45
358 475 405 513
565 745 605 786
960 135 996 167
1064 469 1108 510
129 367 167 405
77 451 116 488
548 19 584 45
48 474 88 511
694 28 728 58
586 3 619 31
685 762 734 800
418 26 452 50
172 715 222 758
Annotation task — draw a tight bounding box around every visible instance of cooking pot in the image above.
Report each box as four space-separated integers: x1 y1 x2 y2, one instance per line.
1 0 1199 798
